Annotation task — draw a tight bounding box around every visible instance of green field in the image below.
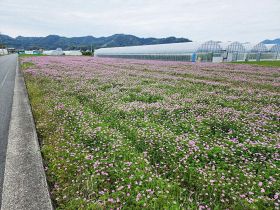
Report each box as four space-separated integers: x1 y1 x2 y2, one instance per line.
234 60 280 67
19 54 46 57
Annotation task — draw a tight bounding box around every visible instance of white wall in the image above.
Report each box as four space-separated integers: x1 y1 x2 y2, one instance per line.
24 51 34 55
64 51 82 56
0 49 8 55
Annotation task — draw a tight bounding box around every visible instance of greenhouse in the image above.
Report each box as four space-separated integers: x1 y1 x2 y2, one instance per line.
64 50 83 56
95 41 280 63
43 48 64 56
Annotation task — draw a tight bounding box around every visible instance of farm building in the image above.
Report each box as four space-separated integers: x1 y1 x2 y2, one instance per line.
0 48 8 55
7 48 16 54
95 41 280 62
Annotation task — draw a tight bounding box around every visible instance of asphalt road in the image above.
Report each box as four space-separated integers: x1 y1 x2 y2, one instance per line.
0 54 17 207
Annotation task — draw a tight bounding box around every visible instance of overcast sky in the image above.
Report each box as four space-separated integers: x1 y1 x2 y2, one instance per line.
0 0 279 42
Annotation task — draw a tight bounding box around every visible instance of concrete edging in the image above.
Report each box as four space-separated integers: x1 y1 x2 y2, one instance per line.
1 57 53 210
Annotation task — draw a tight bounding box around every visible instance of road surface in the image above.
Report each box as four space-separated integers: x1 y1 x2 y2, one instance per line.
0 54 17 207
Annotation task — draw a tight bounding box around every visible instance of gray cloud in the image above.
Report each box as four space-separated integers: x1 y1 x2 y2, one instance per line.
0 0 279 42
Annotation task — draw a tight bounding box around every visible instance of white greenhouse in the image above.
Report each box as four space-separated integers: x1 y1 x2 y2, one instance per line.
0 49 8 55
42 49 82 56
95 41 280 63
64 50 82 56
43 48 64 56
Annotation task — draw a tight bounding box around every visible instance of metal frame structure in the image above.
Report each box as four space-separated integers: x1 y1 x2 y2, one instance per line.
95 41 280 62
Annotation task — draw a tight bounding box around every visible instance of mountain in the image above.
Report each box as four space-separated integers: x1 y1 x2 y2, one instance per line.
262 38 280 45
0 34 191 50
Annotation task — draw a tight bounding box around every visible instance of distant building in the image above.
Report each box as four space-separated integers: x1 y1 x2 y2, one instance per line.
0 48 8 55
95 41 280 63
64 50 82 56
7 48 16 54
42 49 82 56
43 48 64 56
33 50 42 55
24 51 34 55
17 49 25 55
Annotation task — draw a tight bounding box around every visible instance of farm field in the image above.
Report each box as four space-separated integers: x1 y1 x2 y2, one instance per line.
234 60 280 67
21 56 280 210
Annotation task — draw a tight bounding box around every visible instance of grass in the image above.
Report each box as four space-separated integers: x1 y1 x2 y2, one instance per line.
234 60 280 67
21 61 35 69
21 56 280 209
19 54 46 57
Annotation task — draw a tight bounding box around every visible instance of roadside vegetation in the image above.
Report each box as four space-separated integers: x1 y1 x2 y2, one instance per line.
21 57 280 209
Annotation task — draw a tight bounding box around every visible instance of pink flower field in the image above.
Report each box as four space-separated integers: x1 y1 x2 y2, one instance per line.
22 56 280 209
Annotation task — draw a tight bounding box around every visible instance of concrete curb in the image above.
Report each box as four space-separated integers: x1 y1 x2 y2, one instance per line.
1 57 53 210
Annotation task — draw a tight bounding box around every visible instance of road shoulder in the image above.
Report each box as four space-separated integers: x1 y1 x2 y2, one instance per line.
1 57 53 210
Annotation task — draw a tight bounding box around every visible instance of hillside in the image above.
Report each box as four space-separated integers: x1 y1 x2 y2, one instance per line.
262 38 280 45
0 34 191 50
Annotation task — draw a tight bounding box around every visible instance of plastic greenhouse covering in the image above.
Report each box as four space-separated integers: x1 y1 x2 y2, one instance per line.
64 51 83 56
265 44 280 53
249 43 268 52
95 41 280 62
43 48 64 56
197 41 222 53
220 42 246 53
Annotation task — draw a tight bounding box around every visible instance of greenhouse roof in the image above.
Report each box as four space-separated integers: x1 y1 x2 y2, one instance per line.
96 42 203 55
265 44 280 52
95 41 280 55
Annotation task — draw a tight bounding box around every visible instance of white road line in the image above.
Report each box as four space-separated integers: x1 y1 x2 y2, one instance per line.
0 56 11 87
0 69 10 88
